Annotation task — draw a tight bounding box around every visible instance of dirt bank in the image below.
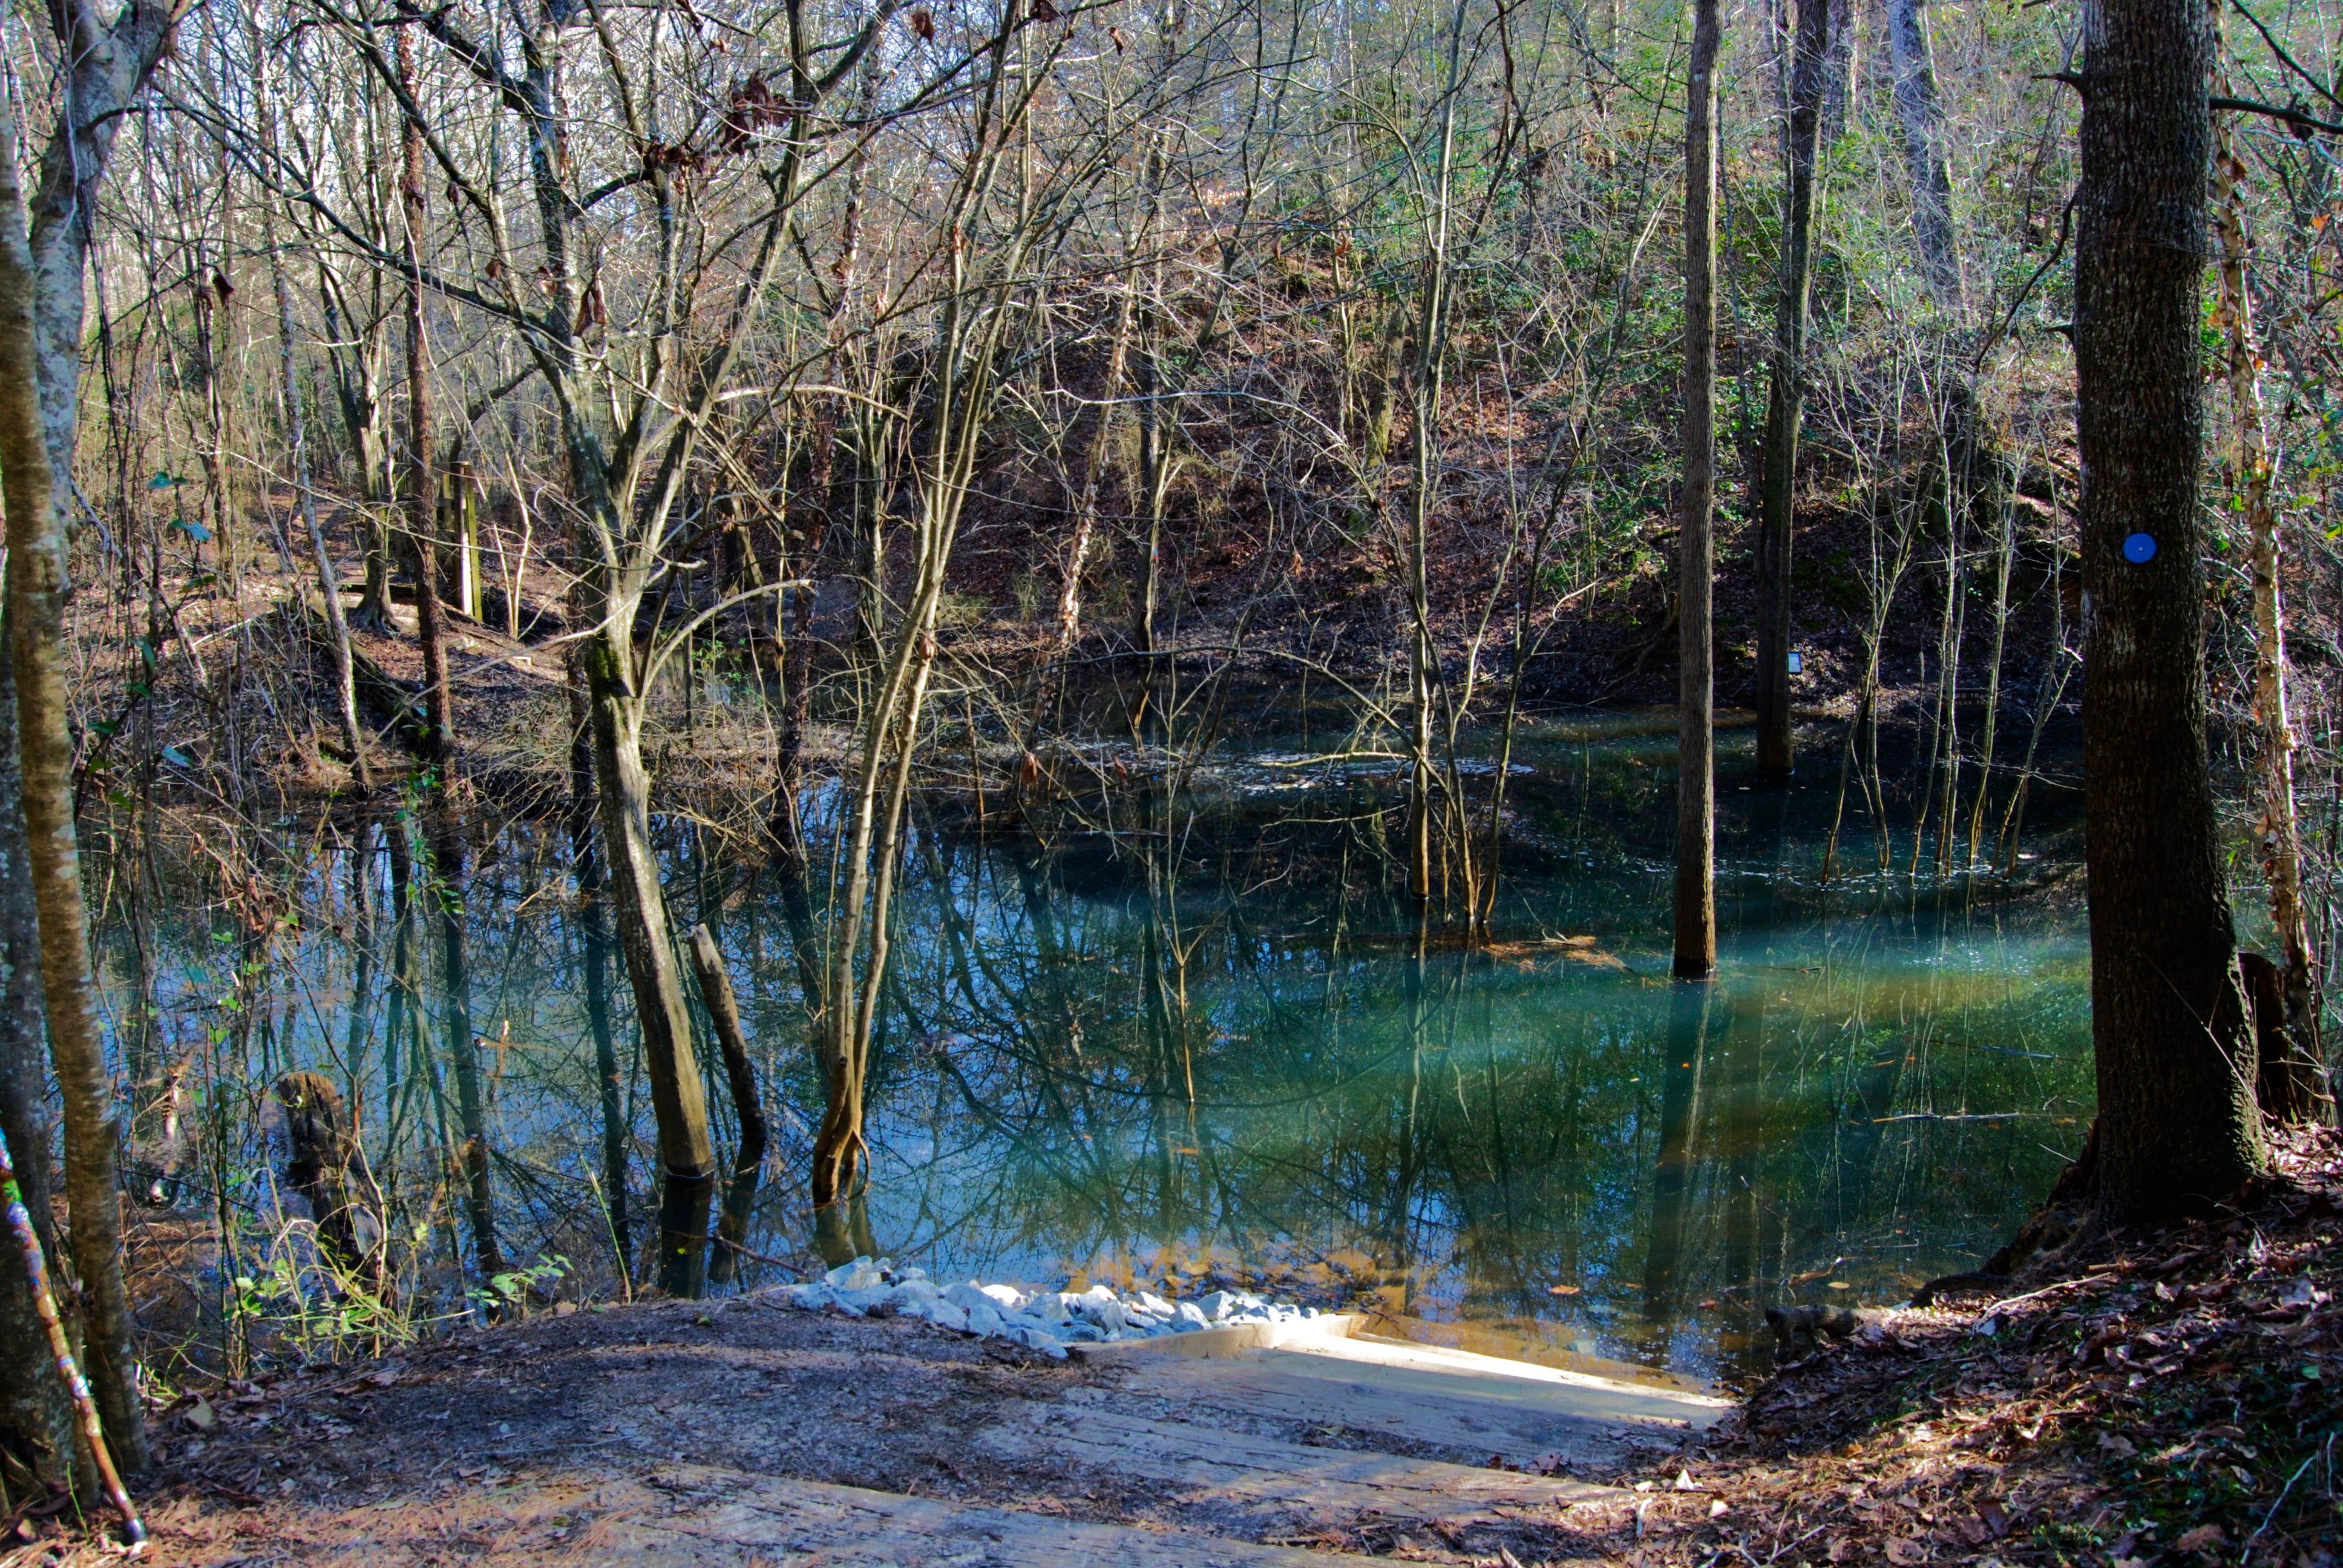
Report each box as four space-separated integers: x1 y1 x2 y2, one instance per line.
1614 1125 2341 1567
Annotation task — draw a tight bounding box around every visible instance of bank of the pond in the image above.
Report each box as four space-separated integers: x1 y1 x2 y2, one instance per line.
1614 1124 2342 1568
16 1127 2332 1566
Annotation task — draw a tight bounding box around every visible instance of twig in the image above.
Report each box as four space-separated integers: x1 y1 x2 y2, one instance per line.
2246 1440 2322 1549
2212 94 2343 137
0 1126 146 1550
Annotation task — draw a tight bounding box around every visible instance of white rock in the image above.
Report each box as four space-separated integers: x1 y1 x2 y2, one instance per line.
1197 1290 1236 1321
1003 1324 1069 1359
1135 1291 1175 1317
965 1301 1007 1338
1025 1293 1075 1324
824 1256 886 1292
879 1280 942 1315
1174 1301 1210 1330
1080 1298 1130 1334
944 1281 1003 1316
923 1298 969 1332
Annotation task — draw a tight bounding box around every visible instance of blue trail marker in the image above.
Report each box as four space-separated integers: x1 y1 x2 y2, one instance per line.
2122 532 2158 564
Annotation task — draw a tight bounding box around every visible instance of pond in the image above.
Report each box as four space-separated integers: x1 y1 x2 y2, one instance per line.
96 711 2094 1391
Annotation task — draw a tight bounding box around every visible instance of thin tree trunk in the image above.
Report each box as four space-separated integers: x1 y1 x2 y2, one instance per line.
260 155 369 792
0 103 146 1477
1405 4 1467 909
2075 0 2264 1217
1052 282 1136 659
2214 109 2322 1120
399 27 453 769
1754 0 1832 782
1883 0 1962 311
1674 0 1722 981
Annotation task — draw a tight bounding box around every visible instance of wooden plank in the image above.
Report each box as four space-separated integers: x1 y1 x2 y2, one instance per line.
984 1402 1617 1530
586 1463 1381 1566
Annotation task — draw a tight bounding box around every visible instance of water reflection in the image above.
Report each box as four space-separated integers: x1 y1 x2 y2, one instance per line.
97 727 2091 1385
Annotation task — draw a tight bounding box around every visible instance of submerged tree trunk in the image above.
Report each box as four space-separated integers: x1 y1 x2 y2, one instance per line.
567 662 629 1276
1753 0 1832 782
427 811 502 1294
689 925 767 1285
2075 0 2264 1217
585 646 716 1296
1674 0 1721 981
2213 110 2323 1123
0 108 146 1477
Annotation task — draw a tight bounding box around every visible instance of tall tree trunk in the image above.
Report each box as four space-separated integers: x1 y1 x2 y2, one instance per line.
0 105 146 1478
1754 0 1832 783
1883 0 1961 311
399 26 453 769
1818 0 1857 148
2213 108 2322 1121
1674 0 1721 981
2075 0 2264 1217
1405 4 1466 910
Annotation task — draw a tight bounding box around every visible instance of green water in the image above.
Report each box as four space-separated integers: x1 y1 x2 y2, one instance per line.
99 718 2092 1385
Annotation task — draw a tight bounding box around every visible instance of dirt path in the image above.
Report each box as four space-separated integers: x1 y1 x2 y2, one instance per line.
118 1294 1717 1566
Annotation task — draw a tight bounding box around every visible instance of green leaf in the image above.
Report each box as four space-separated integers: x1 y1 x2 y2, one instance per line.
172 517 212 543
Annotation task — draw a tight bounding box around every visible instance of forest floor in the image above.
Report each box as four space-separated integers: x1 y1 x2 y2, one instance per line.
5 1128 2335 1566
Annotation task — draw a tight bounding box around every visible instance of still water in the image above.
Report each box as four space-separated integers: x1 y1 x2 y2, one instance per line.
99 715 2092 1387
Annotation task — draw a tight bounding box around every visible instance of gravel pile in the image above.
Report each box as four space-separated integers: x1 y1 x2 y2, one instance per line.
761 1256 1325 1359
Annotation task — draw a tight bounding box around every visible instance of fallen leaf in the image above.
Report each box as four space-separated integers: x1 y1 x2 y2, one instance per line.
1672 1468 1702 1492
2098 1432 2138 1458
1886 1538 1929 1565
1546 1284 1581 1297
183 1396 216 1431
2175 1523 2225 1552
